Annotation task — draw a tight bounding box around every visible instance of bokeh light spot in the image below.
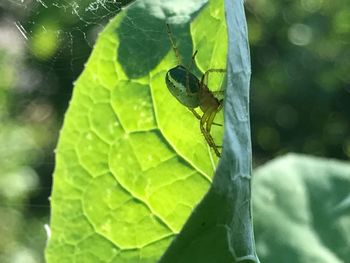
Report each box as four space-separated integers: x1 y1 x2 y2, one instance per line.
30 22 59 60
301 0 323 13
288 23 313 46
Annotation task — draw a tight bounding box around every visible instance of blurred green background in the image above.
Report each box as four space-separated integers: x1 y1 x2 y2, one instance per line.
0 0 348 262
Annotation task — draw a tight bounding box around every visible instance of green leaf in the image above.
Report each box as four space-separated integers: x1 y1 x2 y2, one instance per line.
159 1 260 262
253 154 350 263
46 0 226 262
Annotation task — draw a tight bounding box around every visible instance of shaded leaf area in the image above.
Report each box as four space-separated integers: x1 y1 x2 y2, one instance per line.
46 0 226 262
253 154 350 263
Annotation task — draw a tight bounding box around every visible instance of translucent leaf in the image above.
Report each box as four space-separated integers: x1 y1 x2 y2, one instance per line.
159 0 260 262
45 0 226 262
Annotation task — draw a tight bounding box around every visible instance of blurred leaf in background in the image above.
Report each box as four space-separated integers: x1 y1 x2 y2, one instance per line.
254 154 350 263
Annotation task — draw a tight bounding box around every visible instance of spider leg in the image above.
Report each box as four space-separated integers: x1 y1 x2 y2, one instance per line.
189 108 201 120
185 50 198 92
188 108 222 126
212 90 225 96
205 100 224 156
200 107 221 157
213 122 223 127
217 99 224 111
206 110 222 157
206 109 218 133
212 99 224 127
187 50 198 72
166 23 181 65
200 108 215 145
200 68 226 87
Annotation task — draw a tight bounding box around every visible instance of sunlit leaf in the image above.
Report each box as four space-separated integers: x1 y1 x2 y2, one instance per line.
45 0 226 262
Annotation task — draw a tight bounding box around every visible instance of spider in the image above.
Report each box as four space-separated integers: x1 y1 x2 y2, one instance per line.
165 24 225 157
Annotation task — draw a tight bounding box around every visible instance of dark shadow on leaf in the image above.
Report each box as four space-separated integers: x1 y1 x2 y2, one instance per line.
116 6 195 79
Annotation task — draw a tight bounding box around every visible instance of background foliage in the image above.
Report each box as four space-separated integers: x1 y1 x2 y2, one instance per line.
0 0 349 262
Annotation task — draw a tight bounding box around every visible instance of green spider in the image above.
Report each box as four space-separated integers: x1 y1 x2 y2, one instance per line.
165 24 225 157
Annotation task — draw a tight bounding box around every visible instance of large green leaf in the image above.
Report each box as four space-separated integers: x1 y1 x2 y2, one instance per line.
159 0 260 262
45 0 226 262
253 154 350 263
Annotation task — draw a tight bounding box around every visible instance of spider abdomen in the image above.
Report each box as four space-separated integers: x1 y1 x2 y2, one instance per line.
165 65 200 108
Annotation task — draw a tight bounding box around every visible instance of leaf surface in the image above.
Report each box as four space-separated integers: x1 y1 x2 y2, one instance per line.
46 0 226 262
254 154 350 263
